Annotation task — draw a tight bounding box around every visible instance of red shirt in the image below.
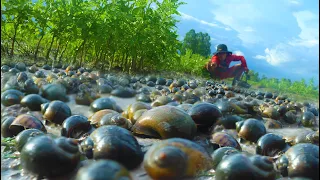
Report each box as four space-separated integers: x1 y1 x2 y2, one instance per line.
211 54 248 69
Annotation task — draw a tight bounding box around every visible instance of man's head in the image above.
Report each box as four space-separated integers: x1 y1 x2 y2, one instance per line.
214 44 232 56
217 52 227 61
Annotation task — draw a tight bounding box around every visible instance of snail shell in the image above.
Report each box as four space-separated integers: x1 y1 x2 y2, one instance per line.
144 138 213 179
132 105 197 139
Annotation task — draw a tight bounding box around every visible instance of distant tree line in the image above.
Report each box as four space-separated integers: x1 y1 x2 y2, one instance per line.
180 29 211 57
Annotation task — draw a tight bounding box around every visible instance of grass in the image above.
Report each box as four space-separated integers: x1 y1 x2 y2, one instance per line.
1 137 19 159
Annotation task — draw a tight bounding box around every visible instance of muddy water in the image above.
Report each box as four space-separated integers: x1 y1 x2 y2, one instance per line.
1 70 319 180
2 93 318 180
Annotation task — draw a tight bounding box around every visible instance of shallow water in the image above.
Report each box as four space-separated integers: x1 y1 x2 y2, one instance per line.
1 68 319 180
3 94 317 180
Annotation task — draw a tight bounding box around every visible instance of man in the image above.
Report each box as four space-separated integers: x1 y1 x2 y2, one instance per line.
205 44 249 86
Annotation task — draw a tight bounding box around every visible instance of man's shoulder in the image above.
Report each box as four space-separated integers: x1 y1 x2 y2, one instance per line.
228 54 244 59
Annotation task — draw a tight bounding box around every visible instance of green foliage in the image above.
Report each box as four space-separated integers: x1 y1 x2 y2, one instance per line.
181 29 211 57
1 0 185 72
1 137 19 159
247 70 319 100
167 49 210 77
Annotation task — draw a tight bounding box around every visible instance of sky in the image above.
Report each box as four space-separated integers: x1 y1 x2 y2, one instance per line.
175 0 319 85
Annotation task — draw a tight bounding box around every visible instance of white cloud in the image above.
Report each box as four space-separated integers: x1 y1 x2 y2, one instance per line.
254 43 294 66
288 0 300 5
253 55 266 60
180 12 198 21
209 1 265 45
290 10 319 47
244 26 254 32
289 39 319 47
179 11 222 28
233 50 244 56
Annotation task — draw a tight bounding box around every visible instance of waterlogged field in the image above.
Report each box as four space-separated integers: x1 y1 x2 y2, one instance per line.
1 62 319 180
1 0 319 179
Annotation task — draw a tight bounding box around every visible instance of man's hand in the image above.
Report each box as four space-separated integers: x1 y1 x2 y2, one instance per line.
244 67 249 73
210 62 217 68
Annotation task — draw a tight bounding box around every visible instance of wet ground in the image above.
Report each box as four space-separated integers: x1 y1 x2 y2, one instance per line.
1 67 319 180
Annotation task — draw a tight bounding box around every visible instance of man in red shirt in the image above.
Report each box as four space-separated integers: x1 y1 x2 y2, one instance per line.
205 44 249 86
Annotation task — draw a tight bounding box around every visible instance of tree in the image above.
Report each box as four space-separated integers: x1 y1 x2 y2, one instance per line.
181 29 211 57
1 0 184 72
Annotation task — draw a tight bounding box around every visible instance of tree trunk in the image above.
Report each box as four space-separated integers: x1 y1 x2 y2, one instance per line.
124 54 129 73
45 35 55 63
130 53 137 73
10 24 18 57
95 48 102 64
34 34 45 61
59 41 69 63
101 50 108 70
94 48 102 67
109 51 115 70
72 40 86 66
121 54 125 71
139 57 144 72
79 41 86 66
54 39 61 61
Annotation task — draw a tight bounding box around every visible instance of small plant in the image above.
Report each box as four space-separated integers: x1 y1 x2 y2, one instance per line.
1 137 19 159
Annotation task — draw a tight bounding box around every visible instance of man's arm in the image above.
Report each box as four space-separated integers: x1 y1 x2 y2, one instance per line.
230 55 249 71
210 55 219 68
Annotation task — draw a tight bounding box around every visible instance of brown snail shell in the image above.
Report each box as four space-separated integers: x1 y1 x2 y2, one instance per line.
132 105 197 139
9 114 47 136
144 138 213 179
100 114 132 130
127 102 152 121
264 119 283 129
131 109 147 125
1 116 16 137
236 119 267 143
211 132 242 150
43 100 72 125
262 107 280 120
151 95 172 107
225 91 235 98
88 109 119 127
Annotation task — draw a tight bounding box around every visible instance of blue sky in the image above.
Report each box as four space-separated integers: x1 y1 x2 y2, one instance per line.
175 0 319 85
